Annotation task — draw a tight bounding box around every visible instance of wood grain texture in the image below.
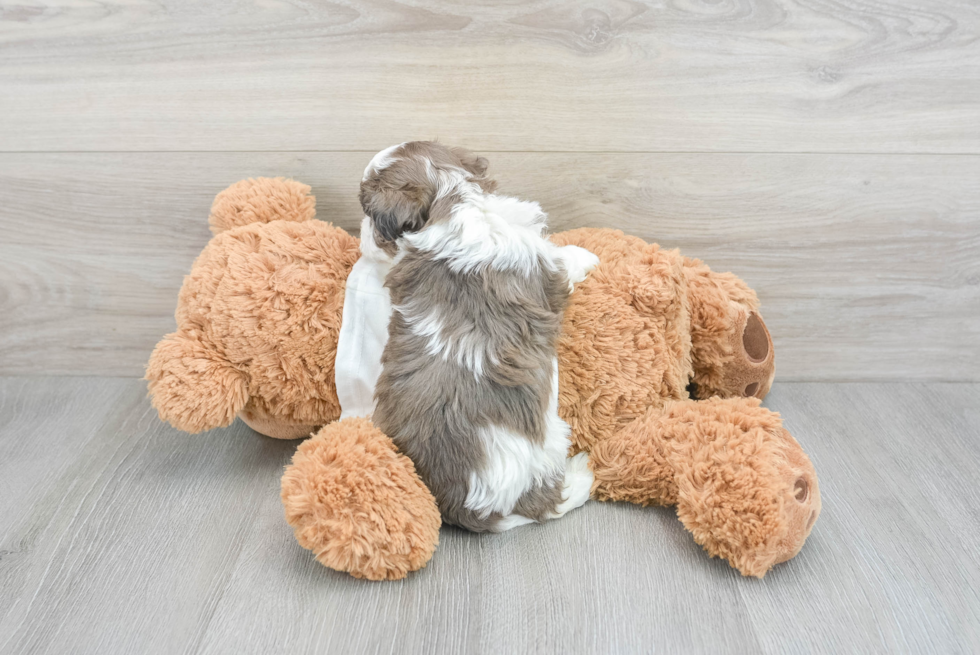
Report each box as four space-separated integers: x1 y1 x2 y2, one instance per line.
1 0 979 153
1 378 978 654
2 2 976 651
1 152 977 379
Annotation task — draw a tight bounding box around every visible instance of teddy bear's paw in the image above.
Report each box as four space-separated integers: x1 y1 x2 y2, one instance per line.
281 418 441 581
559 245 601 291
145 330 249 434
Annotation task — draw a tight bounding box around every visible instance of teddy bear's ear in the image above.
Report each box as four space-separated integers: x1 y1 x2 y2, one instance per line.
209 177 316 235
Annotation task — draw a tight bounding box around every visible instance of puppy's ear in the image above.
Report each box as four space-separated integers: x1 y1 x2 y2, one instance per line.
359 179 431 247
451 146 489 177
450 147 497 193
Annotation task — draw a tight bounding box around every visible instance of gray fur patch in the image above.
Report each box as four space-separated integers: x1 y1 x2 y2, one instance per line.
373 245 570 532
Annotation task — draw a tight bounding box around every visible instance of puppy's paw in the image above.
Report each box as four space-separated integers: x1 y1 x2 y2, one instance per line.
560 245 600 291
551 452 594 517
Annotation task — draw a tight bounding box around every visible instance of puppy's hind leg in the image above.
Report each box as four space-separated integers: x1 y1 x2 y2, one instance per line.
494 453 594 531
550 452 594 518
495 455 593 531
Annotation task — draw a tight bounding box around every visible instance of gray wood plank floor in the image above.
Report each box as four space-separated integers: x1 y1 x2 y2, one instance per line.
1 378 977 654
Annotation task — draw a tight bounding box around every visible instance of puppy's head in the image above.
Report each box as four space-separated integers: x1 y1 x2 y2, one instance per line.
359 141 496 255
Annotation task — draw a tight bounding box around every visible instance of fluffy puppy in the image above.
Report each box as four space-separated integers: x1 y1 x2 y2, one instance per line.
360 141 599 532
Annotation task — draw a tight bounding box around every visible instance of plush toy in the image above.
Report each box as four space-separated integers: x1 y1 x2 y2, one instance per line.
147 177 821 581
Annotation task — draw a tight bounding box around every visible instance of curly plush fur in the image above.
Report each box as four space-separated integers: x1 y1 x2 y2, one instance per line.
147 177 818 580
281 417 441 580
147 201 359 437
209 176 317 235
550 229 693 453
590 397 819 577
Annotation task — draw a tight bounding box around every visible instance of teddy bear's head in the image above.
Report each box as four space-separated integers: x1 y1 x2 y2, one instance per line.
683 258 776 402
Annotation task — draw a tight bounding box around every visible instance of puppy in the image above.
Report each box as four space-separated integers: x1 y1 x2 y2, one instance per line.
360 141 599 532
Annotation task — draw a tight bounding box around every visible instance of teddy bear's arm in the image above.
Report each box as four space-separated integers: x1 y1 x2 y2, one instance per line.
145 328 249 434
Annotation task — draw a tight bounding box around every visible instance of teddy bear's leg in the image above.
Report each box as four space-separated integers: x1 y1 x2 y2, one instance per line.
145 330 249 434
281 418 441 580
589 397 820 578
236 406 319 440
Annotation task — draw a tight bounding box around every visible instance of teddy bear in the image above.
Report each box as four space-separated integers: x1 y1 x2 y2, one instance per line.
146 176 821 581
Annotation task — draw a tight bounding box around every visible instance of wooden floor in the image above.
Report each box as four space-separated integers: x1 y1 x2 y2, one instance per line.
0 378 977 654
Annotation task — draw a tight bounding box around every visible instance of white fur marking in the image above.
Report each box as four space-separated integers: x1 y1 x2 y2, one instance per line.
495 514 537 532
549 452 593 518
404 184 561 277
465 360 575 522
396 302 490 377
464 422 569 519
363 142 405 180
559 245 600 292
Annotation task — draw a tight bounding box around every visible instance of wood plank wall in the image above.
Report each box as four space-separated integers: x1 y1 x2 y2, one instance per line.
1 1 978 379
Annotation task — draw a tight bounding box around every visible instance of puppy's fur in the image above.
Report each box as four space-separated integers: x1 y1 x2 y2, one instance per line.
361 141 598 532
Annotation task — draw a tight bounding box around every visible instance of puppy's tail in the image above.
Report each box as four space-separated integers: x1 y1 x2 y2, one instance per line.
208 177 316 234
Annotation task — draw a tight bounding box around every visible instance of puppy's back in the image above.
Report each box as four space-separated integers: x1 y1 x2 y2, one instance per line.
374 246 569 531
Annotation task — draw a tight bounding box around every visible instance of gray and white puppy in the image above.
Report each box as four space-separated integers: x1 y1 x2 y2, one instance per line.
360 141 598 532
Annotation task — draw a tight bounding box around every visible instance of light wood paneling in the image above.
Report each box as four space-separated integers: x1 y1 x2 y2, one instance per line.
1 152 977 379
1 0 979 153
1 378 978 653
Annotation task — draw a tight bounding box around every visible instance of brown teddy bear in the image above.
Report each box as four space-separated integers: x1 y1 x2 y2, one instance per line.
146 176 821 581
